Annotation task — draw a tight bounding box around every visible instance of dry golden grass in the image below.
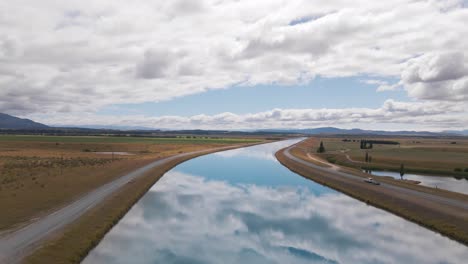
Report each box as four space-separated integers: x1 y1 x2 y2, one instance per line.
290 147 330 168
0 139 244 231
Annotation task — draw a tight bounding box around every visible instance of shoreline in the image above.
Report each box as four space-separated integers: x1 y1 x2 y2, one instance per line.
359 165 468 179
337 152 468 179
276 145 468 247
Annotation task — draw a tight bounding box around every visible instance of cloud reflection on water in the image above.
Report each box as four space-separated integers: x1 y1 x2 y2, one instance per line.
83 171 468 264
212 139 303 161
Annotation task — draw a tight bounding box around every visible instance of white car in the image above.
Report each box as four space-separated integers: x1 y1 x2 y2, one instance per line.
364 177 380 185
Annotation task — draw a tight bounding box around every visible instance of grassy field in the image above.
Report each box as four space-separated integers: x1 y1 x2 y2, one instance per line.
0 135 262 231
304 136 468 178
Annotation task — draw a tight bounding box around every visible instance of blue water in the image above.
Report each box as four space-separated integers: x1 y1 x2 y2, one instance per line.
83 140 468 264
368 170 468 195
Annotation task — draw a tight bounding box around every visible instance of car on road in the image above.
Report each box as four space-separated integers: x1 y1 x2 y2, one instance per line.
364 177 380 185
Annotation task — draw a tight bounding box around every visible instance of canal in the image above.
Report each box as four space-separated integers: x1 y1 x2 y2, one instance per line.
83 139 468 264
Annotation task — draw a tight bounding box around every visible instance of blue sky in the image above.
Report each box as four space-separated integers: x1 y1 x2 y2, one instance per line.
99 76 405 117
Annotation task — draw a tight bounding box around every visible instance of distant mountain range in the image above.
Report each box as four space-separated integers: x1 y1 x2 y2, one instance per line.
443 130 468 136
0 113 49 129
1 113 467 136
256 127 466 136
66 124 157 131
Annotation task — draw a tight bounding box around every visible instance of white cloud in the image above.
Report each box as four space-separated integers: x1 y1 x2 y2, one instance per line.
362 80 401 92
27 99 468 130
401 51 468 100
1 0 467 127
135 49 179 79
402 52 466 83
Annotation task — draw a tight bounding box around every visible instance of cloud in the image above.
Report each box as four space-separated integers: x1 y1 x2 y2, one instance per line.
135 49 178 79
376 83 400 92
402 52 466 83
401 51 468 100
27 99 468 130
0 0 467 118
0 36 19 58
164 0 206 17
361 79 401 92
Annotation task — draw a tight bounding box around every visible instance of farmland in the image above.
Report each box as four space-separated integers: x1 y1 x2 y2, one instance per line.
302 136 468 178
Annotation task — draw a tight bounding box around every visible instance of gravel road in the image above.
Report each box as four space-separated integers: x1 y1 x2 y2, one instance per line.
283 145 468 210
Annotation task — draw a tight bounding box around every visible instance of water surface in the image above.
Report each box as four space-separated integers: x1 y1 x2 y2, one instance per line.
83 140 468 264
369 170 468 195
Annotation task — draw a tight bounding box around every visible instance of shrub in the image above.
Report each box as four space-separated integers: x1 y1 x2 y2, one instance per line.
326 157 336 164
454 168 462 172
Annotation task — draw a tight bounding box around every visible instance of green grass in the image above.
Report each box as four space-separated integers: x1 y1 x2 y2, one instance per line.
0 135 260 144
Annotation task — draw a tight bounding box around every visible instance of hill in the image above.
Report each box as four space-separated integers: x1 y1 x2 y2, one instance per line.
0 113 49 129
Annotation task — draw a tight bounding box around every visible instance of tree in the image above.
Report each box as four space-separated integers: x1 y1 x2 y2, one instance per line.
368 156 372 163
365 152 369 162
399 163 405 180
317 141 325 153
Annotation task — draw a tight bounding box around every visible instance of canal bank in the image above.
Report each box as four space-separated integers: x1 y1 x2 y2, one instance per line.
276 142 468 247
84 140 467 264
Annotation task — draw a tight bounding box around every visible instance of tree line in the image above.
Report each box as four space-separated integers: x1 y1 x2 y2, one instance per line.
360 139 399 149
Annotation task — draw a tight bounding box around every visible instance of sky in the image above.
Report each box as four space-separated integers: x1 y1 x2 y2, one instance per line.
1 0 468 131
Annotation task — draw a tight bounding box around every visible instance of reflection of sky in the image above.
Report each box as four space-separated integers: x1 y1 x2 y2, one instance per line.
84 141 468 264
174 139 328 190
212 140 301 161
370 171 468 195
